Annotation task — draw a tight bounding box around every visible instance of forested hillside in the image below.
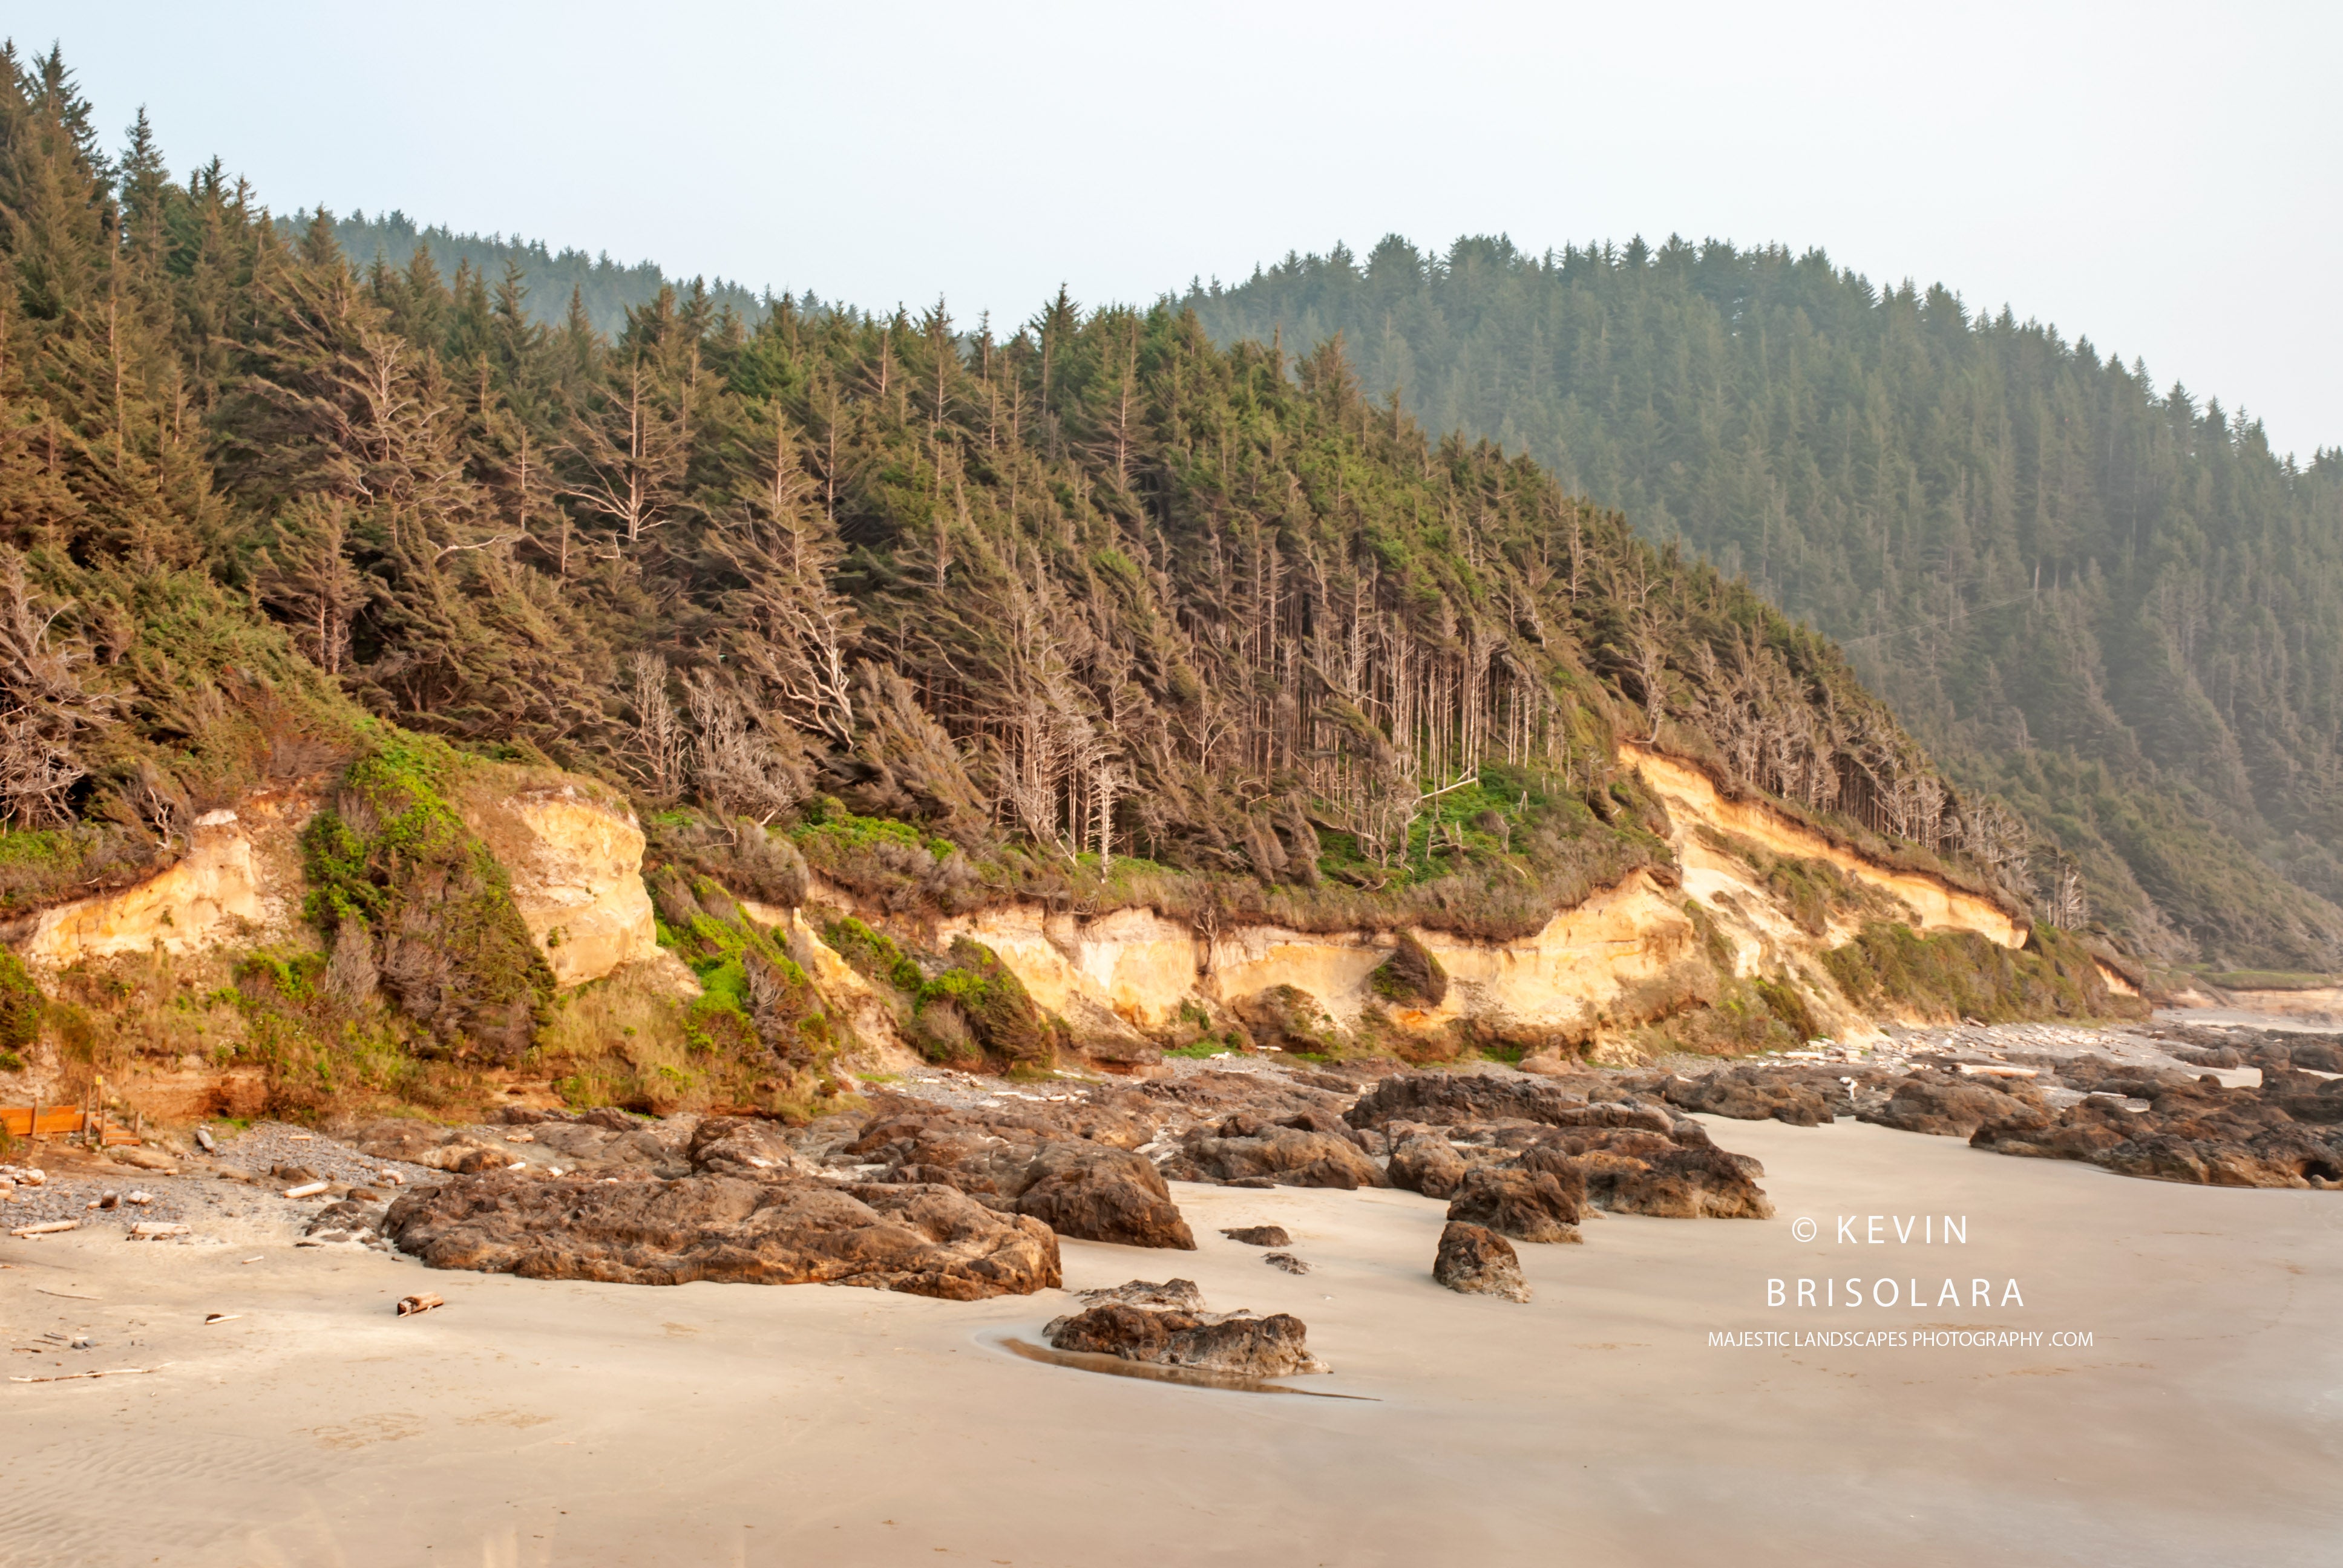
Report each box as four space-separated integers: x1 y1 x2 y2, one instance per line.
0 44 2017 1000
1183 237 2343 971
318 207 777 338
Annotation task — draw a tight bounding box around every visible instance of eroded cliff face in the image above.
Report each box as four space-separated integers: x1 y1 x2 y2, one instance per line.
15 772 660 991
20 786 319 969
455 783 660 988
893 747 2034 1053
1619 745 2028 948
7 740 2037 1069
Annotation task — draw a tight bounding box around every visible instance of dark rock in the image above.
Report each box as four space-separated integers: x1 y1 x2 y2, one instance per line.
270 1162 321 1185
384 1172 1061 1299
1348 1073 1676 1135
301 1197 391 1250
1073 1278 1205 1310
1861 1073 2051 1139
1014 1142 1196 1250
1664 1067 1838 1126
1444 1167 1583 1243
1562 1142 1775 1219
1044 1302 1328 1376
688 1117 817 1180
1261 1252 1310 1275
1433 1221 1530 1302
1387 1129 1471 1200
1162 1127 1389 1189
1277 1108 1371 1147
1974 1074 2343 1188
1219 1225 1291 1247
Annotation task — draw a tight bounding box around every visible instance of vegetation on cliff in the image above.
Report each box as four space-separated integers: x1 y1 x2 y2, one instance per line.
1184 235 2343 970
0 50 2097 1088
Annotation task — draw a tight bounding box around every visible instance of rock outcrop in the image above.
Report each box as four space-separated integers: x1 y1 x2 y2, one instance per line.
1665 1067 1840 1126
1044 1281 1328 1376
1433 1221 1530 1302
1012 1142 1195 1250
1444 1167 1584 1243
1386 1125 1472 1199
384 1173 1060 1299
1974 1067 2343 1188
1161 1115 1388 1190
1349 1071 1774 1221
1860 1071 2050 1138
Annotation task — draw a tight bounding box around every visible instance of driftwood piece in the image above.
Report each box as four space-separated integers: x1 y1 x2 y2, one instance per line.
282 1181 329 1199
9 1220 77 1238
9 1364 165 1383
396 1293 445 1316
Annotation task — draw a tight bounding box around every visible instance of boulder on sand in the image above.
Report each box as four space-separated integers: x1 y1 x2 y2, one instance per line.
1161 1119 1389 1191
1044 1297 1328 1377
1219 1225 1291 1247
1433 1220 1530 1302
1444 1166 1584 1244
384 1172 1060 1299
1013 1142 1196 1250
1386 1128 1471 1200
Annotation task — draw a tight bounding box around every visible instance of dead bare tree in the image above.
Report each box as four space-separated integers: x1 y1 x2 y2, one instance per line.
562 356 685 553
683 668 804 825
710 422 861 747
627 652 689 801
0 550 111 826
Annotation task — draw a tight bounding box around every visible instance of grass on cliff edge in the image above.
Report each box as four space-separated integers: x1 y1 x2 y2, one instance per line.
1823 922 2148 1025
788 763 1666 946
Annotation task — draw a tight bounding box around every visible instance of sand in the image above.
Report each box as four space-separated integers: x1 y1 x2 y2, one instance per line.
4 1117 2339 1567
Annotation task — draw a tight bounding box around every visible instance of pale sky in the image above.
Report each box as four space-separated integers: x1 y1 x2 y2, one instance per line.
28 0 2343 457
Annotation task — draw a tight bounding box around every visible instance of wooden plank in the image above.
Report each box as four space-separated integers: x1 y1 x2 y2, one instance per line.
1 1107 86 1137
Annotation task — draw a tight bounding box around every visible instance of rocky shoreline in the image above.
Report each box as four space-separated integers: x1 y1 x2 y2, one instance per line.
12 1019 2335 1334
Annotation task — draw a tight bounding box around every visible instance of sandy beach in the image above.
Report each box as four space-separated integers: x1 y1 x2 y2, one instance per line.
3 1115 2337 1568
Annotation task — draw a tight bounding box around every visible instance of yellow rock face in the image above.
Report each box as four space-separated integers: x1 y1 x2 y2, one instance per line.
935 904 1203 1027
22 811 267 967
458 786 659 988
930 869 1695 1039
913 748 2024 1046
1620 744 2028 949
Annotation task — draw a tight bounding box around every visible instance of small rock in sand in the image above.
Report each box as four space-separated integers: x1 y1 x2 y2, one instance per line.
1262 1252 1310 1275
1219 1226 1291 1247
1433 1221 1531 1302
1045 1300 1328 1377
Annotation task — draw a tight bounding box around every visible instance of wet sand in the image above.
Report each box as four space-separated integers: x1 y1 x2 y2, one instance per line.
4 1117 2339 1567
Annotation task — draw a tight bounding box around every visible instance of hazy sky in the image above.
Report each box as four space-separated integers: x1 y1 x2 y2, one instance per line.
25 1 2341 456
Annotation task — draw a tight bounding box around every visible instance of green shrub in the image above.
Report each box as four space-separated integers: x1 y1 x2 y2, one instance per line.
1369 930 1449 1007
302 734 554 1062
913 938 1052 1067
0 951 43 1051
